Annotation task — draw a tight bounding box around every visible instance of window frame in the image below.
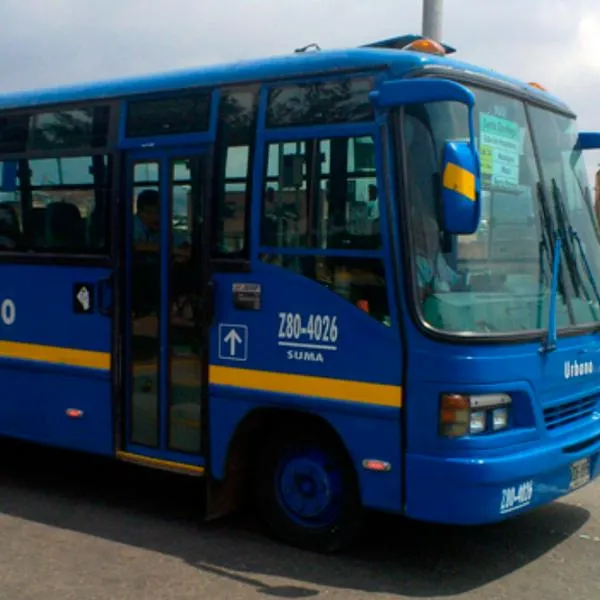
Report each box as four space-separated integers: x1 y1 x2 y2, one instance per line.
265 74 376 129
0 150 116 265
0 99 120 159
125 90 213 140
393 70 594 346
210 84 260 263
0 100 120 265
254 123 383 260
119 88 220 151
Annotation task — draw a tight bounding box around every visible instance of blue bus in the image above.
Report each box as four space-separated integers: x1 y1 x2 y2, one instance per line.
0 33 599 552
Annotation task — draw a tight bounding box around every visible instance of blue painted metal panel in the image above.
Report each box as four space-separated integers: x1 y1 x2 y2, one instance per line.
208 258 404 513
0 264 113 455
0 265 111 351
209 392 403 513
396 308 600 523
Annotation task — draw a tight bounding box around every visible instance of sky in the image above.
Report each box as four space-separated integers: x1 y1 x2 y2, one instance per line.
1 0 599 182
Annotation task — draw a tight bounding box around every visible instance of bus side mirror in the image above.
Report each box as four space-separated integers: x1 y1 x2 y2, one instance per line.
440 140 481 235
370 78 475 108
577 131 600 150
370 77 481 235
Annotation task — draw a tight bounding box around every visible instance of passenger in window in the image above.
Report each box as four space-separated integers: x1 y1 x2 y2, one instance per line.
133 189 190 257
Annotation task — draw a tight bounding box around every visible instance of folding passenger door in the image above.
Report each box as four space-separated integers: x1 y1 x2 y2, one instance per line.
119 147 212 472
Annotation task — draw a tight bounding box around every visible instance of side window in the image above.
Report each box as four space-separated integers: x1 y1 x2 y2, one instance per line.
0 154 112 253
0 103 113 255
0 162 23 251
213 86 258 257
260 135 389 325
126 92 211 138
262 136 380 250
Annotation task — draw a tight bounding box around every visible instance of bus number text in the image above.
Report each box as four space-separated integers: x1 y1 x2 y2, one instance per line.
1 299 15 326
277 313 339 344
499 480 534 514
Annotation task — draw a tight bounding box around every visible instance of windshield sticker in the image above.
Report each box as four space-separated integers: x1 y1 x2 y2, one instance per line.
479 113 521 188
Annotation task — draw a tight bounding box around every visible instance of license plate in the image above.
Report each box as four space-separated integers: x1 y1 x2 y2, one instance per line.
569 458 591 490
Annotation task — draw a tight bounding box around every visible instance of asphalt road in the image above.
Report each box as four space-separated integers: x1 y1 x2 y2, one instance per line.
0 441 598 600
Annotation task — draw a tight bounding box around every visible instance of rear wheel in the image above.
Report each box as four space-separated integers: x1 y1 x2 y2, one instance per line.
255 431 363 553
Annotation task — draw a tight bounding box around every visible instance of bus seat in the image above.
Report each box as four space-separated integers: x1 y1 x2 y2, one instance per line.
47 202 86 249
0 203 21 249
31 207 48 247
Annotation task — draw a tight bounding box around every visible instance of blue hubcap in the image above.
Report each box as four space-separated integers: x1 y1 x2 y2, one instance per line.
276 451 342 527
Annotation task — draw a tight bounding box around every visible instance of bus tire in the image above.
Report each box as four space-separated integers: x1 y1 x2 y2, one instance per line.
254 430 363 553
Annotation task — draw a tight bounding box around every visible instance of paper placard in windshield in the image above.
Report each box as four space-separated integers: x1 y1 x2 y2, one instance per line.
479 113 521 188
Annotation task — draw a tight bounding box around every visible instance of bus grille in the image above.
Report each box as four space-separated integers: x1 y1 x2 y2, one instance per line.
543 397 597 431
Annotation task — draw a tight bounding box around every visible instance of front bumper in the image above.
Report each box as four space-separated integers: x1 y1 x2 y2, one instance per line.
404 433 600 524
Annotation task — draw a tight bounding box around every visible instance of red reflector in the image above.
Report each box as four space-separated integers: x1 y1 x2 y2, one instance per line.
362 459 391 472
356 299 369 313
66 408 84 418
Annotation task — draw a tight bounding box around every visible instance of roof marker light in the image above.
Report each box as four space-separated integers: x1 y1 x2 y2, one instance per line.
528 81 547 91
404 38 446 56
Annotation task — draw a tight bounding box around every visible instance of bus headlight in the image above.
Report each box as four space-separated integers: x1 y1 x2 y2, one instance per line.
440 393 512 438
492 407 509 431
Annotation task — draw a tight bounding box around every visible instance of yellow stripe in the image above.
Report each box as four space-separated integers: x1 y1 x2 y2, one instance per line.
0 340 110 370
209 365 402 408
0 341 401 407
116 451 205 475
442 162 476 201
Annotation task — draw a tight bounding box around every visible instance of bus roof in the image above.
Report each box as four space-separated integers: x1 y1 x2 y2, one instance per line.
0 42 573 115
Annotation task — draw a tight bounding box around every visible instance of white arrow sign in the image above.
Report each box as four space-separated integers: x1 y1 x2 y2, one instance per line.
218 324 248 362
224 328 242 355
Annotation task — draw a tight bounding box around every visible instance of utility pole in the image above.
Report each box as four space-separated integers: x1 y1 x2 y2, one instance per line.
422 0 444 42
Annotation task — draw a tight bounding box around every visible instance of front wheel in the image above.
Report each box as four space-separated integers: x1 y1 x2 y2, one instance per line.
254 432 363 553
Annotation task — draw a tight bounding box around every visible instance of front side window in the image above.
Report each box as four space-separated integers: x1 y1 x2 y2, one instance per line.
402 87 598 336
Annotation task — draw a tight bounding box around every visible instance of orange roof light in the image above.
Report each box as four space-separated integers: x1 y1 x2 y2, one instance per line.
529 81 547 91
404 38 446 56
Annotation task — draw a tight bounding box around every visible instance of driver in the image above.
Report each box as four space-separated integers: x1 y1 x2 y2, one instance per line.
415 214 469 297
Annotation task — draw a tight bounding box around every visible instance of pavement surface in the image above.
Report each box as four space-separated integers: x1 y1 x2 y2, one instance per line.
0 440 598 600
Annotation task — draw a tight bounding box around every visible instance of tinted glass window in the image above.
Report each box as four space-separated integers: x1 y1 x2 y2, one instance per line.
266 78 374 128
28 106 110 151
0 155 112 253
0 106 110 155
126 92 212 138
212 87 258 257
0 115 29 154
401 91 600 336
261 136 380 250
219 88 257 146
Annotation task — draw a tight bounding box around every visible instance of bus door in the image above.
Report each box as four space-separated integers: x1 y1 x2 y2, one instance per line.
119 147 211 471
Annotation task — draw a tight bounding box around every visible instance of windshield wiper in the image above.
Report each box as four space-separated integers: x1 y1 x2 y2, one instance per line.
551 179 585 298
569 227 600 316
536 182 553 288
551 179 600 319
541 229 561 353
537 181 570 353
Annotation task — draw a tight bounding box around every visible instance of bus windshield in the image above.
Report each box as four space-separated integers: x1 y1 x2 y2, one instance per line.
404 86 600 336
